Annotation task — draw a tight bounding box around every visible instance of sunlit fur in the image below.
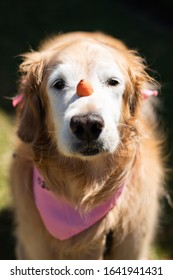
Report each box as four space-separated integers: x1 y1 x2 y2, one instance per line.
10 32 164 259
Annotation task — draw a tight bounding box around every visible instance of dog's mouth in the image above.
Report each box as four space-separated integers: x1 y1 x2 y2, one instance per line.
77 141 105 157
80 146 100 156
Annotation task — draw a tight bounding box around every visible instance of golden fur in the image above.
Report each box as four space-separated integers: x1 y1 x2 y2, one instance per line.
10 32 164 259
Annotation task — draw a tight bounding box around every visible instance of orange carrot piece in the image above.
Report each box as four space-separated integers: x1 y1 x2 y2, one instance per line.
76 80 94 97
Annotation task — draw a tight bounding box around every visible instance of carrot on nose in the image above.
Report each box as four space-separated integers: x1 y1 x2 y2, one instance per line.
76 80 94 97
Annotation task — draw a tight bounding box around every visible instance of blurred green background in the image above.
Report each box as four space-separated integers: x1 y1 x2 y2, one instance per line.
0 0 173 259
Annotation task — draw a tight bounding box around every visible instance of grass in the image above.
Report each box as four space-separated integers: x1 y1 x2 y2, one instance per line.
0 111 16 209
0 110 16 259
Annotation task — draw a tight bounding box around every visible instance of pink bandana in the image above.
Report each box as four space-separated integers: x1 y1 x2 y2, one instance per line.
33 167 124 240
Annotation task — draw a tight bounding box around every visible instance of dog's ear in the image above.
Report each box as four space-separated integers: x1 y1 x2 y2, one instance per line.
17 51 46 143
123 51 158 117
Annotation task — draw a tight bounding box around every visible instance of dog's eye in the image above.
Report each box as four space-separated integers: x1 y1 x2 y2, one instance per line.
53 79 66 90
107 78 119 87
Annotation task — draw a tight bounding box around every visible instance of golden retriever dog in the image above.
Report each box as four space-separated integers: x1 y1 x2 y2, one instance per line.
10 31 164 259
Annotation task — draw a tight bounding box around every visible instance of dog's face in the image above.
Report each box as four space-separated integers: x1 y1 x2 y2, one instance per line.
17 32 155 160
47 41 126 158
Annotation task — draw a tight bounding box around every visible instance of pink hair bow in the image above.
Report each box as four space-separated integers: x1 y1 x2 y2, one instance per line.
12 94 24 107
141 89 158 99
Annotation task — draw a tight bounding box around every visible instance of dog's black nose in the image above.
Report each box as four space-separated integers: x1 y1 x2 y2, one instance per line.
70 114 104 141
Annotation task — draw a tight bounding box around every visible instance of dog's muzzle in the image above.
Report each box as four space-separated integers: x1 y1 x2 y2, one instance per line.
70 113 105 156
